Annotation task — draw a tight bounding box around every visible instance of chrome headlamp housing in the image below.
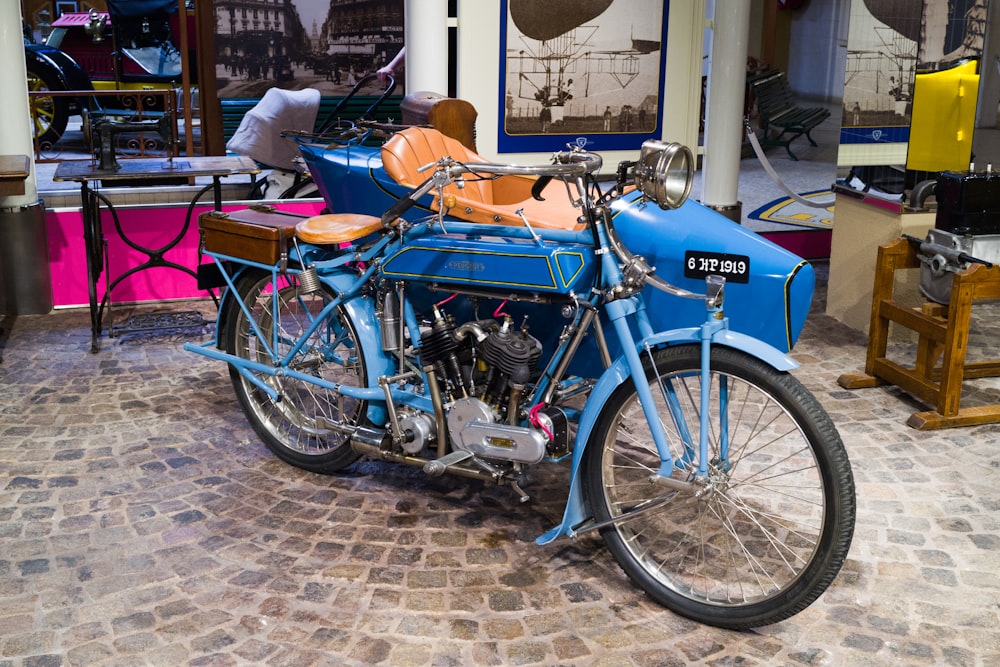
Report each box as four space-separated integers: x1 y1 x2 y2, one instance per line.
634 140 694 210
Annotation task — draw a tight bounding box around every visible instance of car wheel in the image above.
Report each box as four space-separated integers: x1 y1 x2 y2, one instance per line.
26 60 70 146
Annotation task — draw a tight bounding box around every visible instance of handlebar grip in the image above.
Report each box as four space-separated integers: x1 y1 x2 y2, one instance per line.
531 176 552 201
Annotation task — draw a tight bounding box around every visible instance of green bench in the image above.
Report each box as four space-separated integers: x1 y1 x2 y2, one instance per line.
221 94 404 143
748 70 830 161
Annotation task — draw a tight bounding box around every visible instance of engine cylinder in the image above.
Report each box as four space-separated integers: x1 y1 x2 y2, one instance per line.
479 327 542 384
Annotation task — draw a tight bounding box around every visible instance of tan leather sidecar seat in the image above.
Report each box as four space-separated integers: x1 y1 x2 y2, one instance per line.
380 127 584 231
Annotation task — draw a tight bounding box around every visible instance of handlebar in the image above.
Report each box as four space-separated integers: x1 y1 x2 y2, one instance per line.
446 151 603 180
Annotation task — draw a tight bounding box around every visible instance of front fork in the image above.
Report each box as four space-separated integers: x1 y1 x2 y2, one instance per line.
607 275 728 490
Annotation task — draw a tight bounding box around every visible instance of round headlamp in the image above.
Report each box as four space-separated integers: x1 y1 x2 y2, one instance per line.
634 140 694 210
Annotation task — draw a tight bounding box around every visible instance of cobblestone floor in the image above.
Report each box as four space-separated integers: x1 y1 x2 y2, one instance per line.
1 275 999 667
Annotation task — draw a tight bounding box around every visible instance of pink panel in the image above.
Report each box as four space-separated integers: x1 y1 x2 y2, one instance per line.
46 200 326 307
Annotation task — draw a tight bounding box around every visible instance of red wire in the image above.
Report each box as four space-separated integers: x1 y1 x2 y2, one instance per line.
528 403 553 441
435 293 457 308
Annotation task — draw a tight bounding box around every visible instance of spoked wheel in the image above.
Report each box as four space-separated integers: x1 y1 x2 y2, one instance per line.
223 269 368 473
584 345 854 629
26 62 69 146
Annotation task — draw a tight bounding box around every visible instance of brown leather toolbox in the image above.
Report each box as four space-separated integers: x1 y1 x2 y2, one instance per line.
200 205 308 268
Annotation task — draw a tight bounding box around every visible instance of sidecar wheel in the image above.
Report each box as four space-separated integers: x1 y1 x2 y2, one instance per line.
224 269 367 473
583 345 855 630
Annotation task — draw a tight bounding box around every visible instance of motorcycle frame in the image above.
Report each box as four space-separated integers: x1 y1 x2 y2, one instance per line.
186 179 800 546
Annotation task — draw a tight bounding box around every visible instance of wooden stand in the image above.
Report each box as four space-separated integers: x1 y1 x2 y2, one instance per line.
838 237 1000 429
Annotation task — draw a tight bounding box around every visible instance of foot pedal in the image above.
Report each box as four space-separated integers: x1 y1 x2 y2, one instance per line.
423 450 473 476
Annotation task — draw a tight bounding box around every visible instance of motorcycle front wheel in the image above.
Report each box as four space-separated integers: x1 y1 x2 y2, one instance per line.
223 269 367 473
584 344 854 630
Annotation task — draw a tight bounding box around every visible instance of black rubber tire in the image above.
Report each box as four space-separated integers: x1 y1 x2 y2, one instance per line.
584 344 855 629
26 61 69 146
223 269 367 473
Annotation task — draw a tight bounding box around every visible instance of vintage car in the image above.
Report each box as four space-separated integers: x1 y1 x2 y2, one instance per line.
24 0 194 145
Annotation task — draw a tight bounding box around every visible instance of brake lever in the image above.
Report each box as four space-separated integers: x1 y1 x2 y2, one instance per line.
418 157 455 173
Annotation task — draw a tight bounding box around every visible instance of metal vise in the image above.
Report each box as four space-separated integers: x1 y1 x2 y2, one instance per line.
91 112 177 171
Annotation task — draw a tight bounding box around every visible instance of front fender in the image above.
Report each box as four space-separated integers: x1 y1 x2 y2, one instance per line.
536 327 798 545
25 43 93 92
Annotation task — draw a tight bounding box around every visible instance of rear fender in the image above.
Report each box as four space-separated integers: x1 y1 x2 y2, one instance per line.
536 327 798 545
214 264 392 426
320 270 393 426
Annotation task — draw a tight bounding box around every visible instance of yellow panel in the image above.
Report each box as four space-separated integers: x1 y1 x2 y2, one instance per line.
907 60 979 172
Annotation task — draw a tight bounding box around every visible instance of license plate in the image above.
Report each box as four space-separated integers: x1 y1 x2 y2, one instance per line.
683 250 751 284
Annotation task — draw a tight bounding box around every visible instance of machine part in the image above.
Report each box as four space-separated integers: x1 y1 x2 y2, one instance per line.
423 449 474 476
420 307 469 396
91 111 177 171
297 265 322 294
535 406 570 457
398 411 437 454
380 286 401 352
478 321 543 385
447 396 495 440
350 426 387 449
916 229 1000 304
447 396 547 463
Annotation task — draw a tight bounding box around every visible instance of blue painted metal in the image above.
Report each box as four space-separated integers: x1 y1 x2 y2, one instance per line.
299 143 814 353
206 137 819 549
382 234 596 294
536 318 799 545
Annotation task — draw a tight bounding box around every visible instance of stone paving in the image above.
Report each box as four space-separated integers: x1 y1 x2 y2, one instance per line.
1 276 999 667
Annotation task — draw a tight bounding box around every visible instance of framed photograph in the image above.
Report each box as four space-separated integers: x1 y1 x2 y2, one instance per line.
498 0 669 153
212 0 404 99
839 0 985 164
55 2 79 17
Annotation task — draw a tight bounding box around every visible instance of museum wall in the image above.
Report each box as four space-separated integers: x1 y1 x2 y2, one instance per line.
456 0 705 165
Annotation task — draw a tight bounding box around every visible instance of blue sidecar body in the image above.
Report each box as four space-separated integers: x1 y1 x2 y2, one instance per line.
297 140 814 356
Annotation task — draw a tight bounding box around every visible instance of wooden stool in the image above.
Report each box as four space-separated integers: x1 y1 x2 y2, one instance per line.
838 236 1000 429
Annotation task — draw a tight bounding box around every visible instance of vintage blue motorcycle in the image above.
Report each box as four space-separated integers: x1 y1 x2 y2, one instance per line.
186 125 854 629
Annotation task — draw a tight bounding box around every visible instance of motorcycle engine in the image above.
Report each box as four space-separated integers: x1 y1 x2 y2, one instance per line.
419 306 552 463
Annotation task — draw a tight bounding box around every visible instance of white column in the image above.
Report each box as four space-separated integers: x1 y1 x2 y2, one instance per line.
0 1 38 205
404 0 448 94
701 1 750 219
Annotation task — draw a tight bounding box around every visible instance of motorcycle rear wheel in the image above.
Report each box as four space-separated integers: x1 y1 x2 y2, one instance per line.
223 269 367 473
584 344 854 629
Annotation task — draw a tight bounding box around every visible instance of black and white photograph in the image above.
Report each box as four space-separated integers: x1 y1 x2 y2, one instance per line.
842 0 986 133
498 0 667 152
212 0 404 99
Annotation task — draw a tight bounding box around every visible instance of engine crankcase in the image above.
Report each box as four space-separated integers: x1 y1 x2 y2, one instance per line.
447 397 546 464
